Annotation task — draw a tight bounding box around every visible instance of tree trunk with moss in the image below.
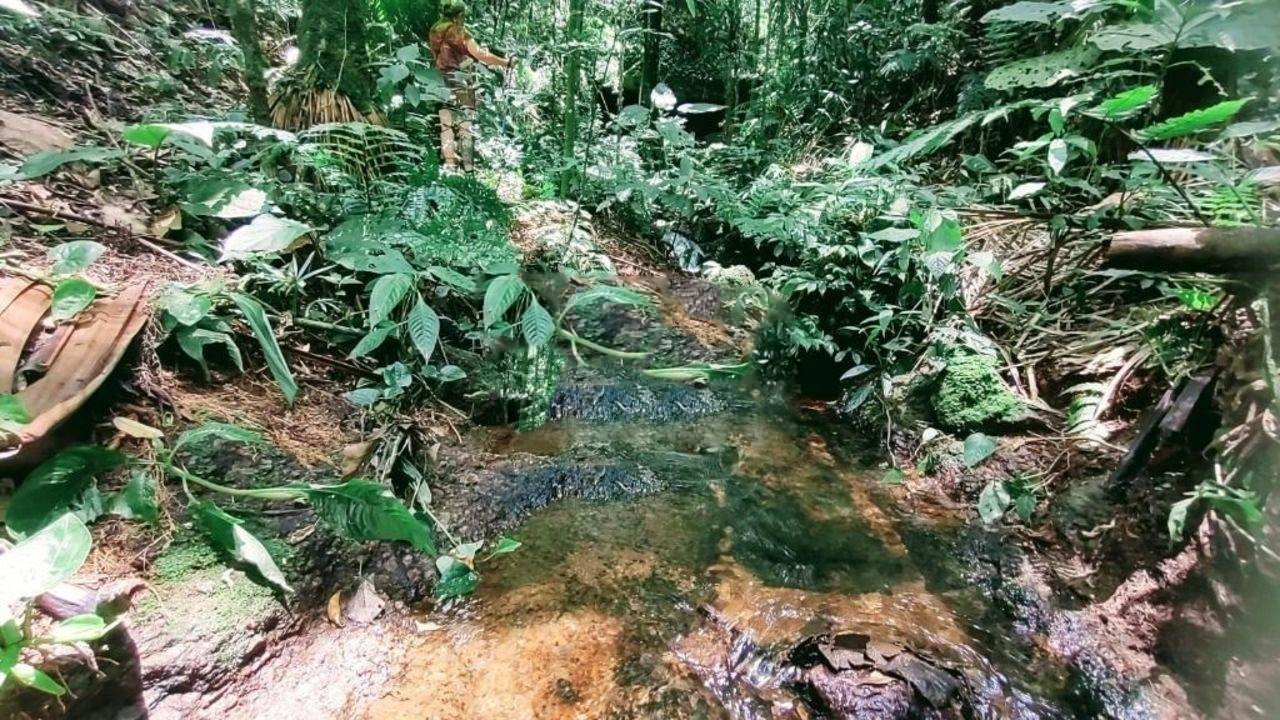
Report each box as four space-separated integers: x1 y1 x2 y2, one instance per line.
272 0 378 129
559 0 586 195
223 0 271 124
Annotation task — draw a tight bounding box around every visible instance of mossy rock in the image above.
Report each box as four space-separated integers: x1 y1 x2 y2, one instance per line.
931 354 1022 433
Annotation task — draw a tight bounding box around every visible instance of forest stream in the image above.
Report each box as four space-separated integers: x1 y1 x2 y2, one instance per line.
365 390 1161 720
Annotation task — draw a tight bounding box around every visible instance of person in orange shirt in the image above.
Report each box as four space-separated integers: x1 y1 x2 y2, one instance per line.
428 1 512 171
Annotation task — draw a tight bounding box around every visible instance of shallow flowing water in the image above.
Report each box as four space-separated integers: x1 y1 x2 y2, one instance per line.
367 399 1083 719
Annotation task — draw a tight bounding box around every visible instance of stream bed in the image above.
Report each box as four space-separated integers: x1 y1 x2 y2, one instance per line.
367 397 1088 719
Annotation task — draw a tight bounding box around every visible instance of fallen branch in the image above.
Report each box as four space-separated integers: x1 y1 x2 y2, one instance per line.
1106 226 1280 273
0 197 205 272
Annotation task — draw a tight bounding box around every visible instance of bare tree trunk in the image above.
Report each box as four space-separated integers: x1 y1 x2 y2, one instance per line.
723 0 741 134
923 0 939 23
640 0 664 105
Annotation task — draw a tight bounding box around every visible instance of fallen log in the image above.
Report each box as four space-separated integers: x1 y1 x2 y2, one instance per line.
1106 226 1280 272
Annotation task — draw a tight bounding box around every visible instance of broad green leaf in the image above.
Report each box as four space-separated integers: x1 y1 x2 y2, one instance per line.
1008 181 1045 201
434 555 479 598
1168 496 1195 541
677 102 725 114
343 387 384 407
881 468 905 485
50 278 96 322
1206 491 1263 528
1126 148 1216 163
1089 22 1174 52
563 284 652 314
120 124 171 147
656 118 695 147
1138 99 1251 142
0 514 93 613
1222 120 1280 139
452 541 483 563
1170 287 1217 312
176 327 243 378
1013 493 1037 522
962 433 999 468
0 0 40 17
19 147 123 180
219 214 311 262
922 213 963 251
1047 138 1068 175
230 293 298 404
7 447 124 538
437 365 466 382
9 663 65 696
105 468 158 526
985 46 1097 91
840 365 872 381
212 188 268 219
173 421 263 452
303 480 436 554
368 273 414 327
0 394 30 426
521 298 555 348
48 241 107 275
487 536 522 558
158 290 213 326
981 1 1078 24
190 501 293 594
407 298 440 363
350 323 395 359
45 614 111 643
616 104 651 127
1091 85 1157 121
977 481 1011 524
968 251 1003 279
428 266 476 293
381 362 412 395
483 275 527 328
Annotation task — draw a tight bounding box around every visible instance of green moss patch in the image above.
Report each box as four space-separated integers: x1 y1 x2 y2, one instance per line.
931 353 1022 432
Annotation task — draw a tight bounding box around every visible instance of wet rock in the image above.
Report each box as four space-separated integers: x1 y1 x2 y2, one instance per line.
549 374 746 424
805 665 915 719
789 633 965 719
674 609 968 720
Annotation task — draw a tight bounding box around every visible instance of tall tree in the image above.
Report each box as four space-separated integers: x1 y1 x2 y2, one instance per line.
223 0 271 124
723 0 741 134
640 0 663 106
560 0 587 194
271 0 378 130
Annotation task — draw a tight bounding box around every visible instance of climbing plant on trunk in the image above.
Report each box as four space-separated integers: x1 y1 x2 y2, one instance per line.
559 0 587 195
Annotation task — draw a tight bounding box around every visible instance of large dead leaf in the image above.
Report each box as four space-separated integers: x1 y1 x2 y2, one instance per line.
0 111 73 156
0 278 150 468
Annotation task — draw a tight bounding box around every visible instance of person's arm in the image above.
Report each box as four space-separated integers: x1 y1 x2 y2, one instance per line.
464 36 510 68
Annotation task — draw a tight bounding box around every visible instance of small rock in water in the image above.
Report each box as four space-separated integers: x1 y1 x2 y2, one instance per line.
553 678 580 704
789 632 966 718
